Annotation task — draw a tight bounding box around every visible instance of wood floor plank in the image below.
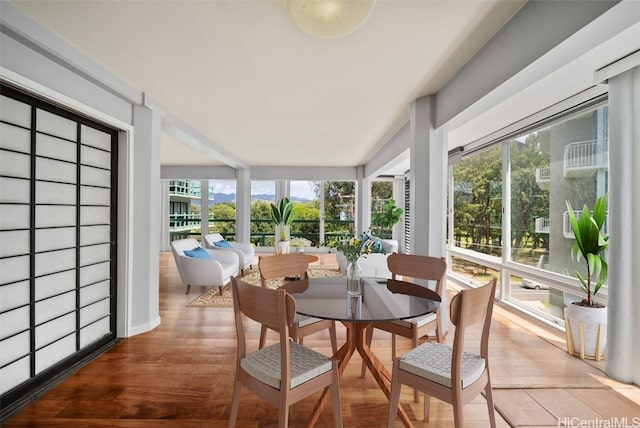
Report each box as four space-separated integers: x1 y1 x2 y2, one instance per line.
4 253 638 428
492 389 558 426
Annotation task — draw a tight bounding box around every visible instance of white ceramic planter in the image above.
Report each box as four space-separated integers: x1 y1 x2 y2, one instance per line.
565 302 607 361
275 241 290 255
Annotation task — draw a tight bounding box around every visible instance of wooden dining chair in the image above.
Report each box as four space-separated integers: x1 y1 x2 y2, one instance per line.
258 253 338 355
362 253 447 400
229 276 343 428
387 278 497 428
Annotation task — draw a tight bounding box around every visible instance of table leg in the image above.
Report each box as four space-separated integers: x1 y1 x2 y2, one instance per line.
355 323 413 428
305 322 414 428
305 321 356 428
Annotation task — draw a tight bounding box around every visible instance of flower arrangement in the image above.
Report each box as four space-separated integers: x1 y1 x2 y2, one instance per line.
290 237 312 248
331 235 371 263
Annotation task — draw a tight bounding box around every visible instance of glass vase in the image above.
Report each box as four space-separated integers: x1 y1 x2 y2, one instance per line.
346 260 363 296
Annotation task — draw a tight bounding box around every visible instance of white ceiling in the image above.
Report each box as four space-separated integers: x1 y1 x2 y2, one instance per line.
11 0 526 169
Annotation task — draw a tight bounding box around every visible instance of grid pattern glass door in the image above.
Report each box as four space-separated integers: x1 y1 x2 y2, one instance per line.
0 85 117 407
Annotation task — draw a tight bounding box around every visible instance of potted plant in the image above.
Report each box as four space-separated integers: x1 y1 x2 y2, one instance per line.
270 197 294 254
371 199 403 237
564 193 608 361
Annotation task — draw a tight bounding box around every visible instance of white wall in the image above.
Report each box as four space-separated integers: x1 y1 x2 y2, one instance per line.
1 3 161 337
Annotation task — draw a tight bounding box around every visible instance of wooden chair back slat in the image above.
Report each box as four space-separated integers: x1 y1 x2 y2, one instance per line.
232 276 296 332
259 253 310 287
386 279 441 302
449 278 496 329
387 254 447 283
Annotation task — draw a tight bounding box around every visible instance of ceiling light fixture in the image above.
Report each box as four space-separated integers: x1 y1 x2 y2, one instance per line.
285 0 376 39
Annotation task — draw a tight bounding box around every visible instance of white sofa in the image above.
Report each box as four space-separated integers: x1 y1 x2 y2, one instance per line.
170 238 240 294
336 237 399 279
202 233 255 275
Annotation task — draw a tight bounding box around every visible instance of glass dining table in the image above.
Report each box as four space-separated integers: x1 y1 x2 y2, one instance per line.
283 276 441 428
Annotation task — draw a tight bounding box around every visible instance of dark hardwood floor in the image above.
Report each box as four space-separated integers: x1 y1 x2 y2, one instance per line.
5 253 639 427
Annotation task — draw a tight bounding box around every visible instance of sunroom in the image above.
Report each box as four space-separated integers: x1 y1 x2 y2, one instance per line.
1 0 639 425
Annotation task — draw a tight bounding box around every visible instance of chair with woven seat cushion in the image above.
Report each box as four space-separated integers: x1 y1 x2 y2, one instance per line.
387 278 497 428
258 253 338 355
170 238 239 295
202 233 255 275
362 253 447 401
229 276 343 428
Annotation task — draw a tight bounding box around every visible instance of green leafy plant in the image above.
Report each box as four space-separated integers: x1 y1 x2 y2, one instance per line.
372 199 403 230
566 193 609 307
270 197 294 241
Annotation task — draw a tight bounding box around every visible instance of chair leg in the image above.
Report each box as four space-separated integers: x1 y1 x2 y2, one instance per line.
278 403 290 428
387 360 402 428
391 333 397 359
360 325 374 378
218 285 223 296
185 284 191 295
452 396 464 428
411 333 419 403
484 380 497 428
423 393 431 422
259 325 268 349
329 322 338 355
229 377 242 428
331 360 343 427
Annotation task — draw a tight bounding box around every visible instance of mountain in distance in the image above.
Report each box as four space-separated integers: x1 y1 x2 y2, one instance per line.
208 193 310 204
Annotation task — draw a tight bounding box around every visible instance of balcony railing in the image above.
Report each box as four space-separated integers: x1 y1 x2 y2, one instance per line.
169 217 355 247
535 217 550 234
535 166 550 191
169 180 216 200
563 139 608 177
563 210 608 238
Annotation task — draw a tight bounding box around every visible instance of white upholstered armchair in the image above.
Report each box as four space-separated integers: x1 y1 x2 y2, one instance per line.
170 238 240 295
202 233 255 275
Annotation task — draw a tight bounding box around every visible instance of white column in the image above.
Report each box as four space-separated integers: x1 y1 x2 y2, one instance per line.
275 180 289 201
200 179 209 237
159 180 170 252
130 104 161 334
409 95 447 258
319 181 326 245
235 168 251 243
392 176 404 248
409 95 448 336
606 64 640 385
357 167 371 235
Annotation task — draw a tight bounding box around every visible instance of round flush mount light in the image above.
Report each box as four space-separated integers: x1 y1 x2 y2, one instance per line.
285 0 376 39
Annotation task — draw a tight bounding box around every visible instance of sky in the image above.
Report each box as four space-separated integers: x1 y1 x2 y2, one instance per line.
208 179 317 201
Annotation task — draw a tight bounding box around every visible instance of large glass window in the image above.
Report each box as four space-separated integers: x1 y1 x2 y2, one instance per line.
449 100 609 323
168 179 217 240
452 145 503 257
250 180 275 247
370 180 393 238
208 179 235 239
290 180 320 246
323 181 355 245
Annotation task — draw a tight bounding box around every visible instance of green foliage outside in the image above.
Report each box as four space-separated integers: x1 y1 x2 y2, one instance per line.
371 199 403 234
196 180 405 247
453 134 550 264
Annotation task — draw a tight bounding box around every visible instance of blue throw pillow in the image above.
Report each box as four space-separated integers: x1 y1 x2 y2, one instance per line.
214 239 233 249
184 247 211 259
358 234 370 252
